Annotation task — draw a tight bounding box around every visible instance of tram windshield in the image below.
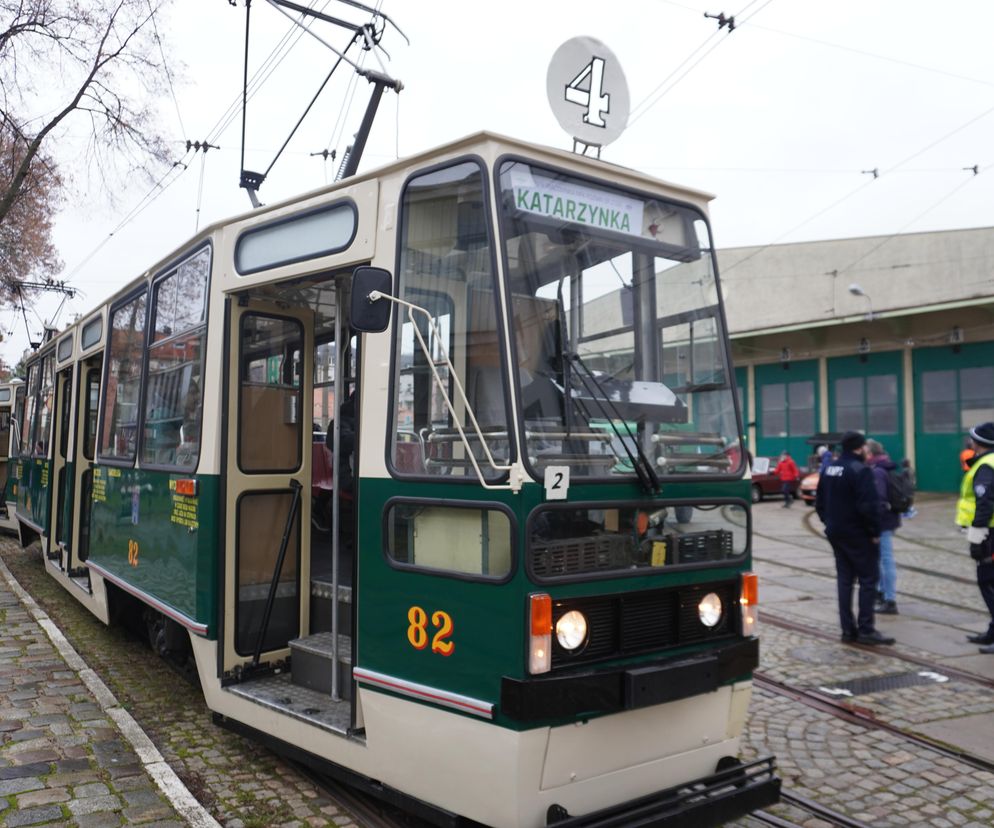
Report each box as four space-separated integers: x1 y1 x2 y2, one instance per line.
497 161 741 483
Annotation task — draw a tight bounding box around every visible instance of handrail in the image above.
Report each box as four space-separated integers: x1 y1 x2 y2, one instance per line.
252 478 302 668
369 290 519 492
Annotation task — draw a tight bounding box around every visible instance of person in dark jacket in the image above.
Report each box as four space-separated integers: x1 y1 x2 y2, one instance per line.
955 423 994 651
815 431 894 645
866 439 901 615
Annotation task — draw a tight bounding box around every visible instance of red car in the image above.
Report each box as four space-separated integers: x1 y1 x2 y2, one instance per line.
750 456 801 503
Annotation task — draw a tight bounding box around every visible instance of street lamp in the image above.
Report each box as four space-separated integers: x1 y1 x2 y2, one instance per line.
848 283 874 320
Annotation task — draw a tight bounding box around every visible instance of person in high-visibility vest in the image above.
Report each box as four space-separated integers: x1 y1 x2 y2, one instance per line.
956 422 994 651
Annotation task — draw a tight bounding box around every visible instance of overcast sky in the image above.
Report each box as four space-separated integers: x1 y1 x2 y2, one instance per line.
8 0 994 364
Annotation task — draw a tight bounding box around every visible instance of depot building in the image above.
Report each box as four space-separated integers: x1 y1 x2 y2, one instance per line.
720 225 994 492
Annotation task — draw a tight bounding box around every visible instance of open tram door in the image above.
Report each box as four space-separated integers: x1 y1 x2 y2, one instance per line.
222 297 314 681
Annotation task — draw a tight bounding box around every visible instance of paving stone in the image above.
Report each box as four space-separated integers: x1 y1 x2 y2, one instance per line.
67 793 122 816
74 781 111 798
0 776 44 795
17 786 70 807
2 804 66 826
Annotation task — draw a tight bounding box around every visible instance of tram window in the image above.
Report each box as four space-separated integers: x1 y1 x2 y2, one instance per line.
58 371 72 460
386 502 513 578
83 369 100 461
390 160 511 480
99 292 147 463
151 247 209 342
57 335 73 363
529 503 748 580
34 356 55 457
0 389 9 403
20 363 37 456
141 249 210 470
239 314 303 472
235 202 356 275
81 317 102 350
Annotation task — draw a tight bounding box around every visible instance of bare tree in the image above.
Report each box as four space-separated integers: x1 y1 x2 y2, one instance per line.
0 0 175 237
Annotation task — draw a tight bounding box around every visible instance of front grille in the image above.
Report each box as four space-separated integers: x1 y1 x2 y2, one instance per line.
551 581 737 669
532 533 632 577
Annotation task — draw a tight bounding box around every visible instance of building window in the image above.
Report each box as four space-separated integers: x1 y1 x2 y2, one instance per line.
834 374 898 434
922 367 994 434
761 380 814 438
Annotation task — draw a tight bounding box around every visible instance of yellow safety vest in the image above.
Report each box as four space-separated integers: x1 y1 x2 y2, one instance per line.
956 451 994 527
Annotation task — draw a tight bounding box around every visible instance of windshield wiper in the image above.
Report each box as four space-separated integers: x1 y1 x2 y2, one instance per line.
567 352 661 494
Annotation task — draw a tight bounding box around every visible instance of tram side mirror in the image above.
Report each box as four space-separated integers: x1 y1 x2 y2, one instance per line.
350 266 393 333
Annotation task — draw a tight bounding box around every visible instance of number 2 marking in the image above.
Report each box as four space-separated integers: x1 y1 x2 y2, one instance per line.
565 56 610 127
551 472 564 489
431 611 454 656
407 606 455 656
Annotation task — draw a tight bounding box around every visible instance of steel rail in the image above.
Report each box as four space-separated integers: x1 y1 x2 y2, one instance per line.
760 610 994 690
754 672 994 775
754 788 875 828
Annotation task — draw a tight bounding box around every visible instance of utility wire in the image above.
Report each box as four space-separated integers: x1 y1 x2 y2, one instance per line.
629 0 773 127
833 167 985 278
63 157 192 283
147 0 187 137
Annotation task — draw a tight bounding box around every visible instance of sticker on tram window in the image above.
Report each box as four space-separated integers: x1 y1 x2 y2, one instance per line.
407 606 455 656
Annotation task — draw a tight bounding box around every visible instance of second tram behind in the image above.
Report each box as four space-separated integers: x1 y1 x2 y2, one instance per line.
13 131 778 827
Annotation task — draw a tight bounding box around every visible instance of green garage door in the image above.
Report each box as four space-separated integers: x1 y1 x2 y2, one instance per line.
754 360 818 464
914 342 994 492
827 351 904 464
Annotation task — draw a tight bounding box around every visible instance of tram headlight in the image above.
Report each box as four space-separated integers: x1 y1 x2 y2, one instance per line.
698 592 723 628
555 610 588 651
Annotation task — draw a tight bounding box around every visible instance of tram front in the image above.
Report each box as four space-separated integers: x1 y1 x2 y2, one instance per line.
353 142 777 828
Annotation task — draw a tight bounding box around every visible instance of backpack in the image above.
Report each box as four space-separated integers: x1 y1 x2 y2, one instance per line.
885 467 914 513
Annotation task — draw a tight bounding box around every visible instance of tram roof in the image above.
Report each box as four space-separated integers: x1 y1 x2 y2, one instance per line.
91 130 716 312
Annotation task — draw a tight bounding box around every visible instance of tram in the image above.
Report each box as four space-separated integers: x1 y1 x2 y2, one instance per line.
0 379 21 534
13 131 778 826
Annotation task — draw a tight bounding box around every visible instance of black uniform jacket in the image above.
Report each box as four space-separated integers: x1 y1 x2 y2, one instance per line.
815 450 881 539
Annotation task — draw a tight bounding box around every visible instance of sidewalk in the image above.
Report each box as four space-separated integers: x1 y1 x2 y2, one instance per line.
0 557 217 828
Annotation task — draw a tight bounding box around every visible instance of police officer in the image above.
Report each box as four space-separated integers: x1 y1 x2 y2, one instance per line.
956 422 994 651
815 431 895 645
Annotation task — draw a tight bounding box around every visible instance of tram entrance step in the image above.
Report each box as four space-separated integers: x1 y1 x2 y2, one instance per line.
289 631 352 700
309 580 352 637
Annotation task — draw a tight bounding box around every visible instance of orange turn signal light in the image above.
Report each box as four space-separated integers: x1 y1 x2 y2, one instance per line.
741 572 758 606
530 593 552 636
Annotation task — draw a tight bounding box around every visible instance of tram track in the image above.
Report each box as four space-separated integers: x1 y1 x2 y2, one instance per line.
761 610 994 690
753 789 875 828
292 760 434 827
753 671 994 775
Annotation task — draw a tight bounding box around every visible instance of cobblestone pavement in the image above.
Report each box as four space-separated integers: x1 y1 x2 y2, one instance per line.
730 493 994 827
0 540 362 828
4 493 989 828
0 557 190 827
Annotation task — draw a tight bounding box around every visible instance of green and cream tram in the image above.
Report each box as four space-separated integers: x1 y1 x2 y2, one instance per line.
15 132 778 826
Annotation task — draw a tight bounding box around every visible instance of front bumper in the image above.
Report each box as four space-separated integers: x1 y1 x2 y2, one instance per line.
502 637 759 722
546 756 780 827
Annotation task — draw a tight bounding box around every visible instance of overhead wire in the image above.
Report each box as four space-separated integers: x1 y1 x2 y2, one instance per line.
629 0 773 127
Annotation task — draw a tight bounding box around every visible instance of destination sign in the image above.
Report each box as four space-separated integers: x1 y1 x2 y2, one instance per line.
509 168 644 236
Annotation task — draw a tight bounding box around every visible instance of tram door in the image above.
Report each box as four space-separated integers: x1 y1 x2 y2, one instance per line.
222 299 314 673
50 367 74 566
72 359 101 567
0 393 11 516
